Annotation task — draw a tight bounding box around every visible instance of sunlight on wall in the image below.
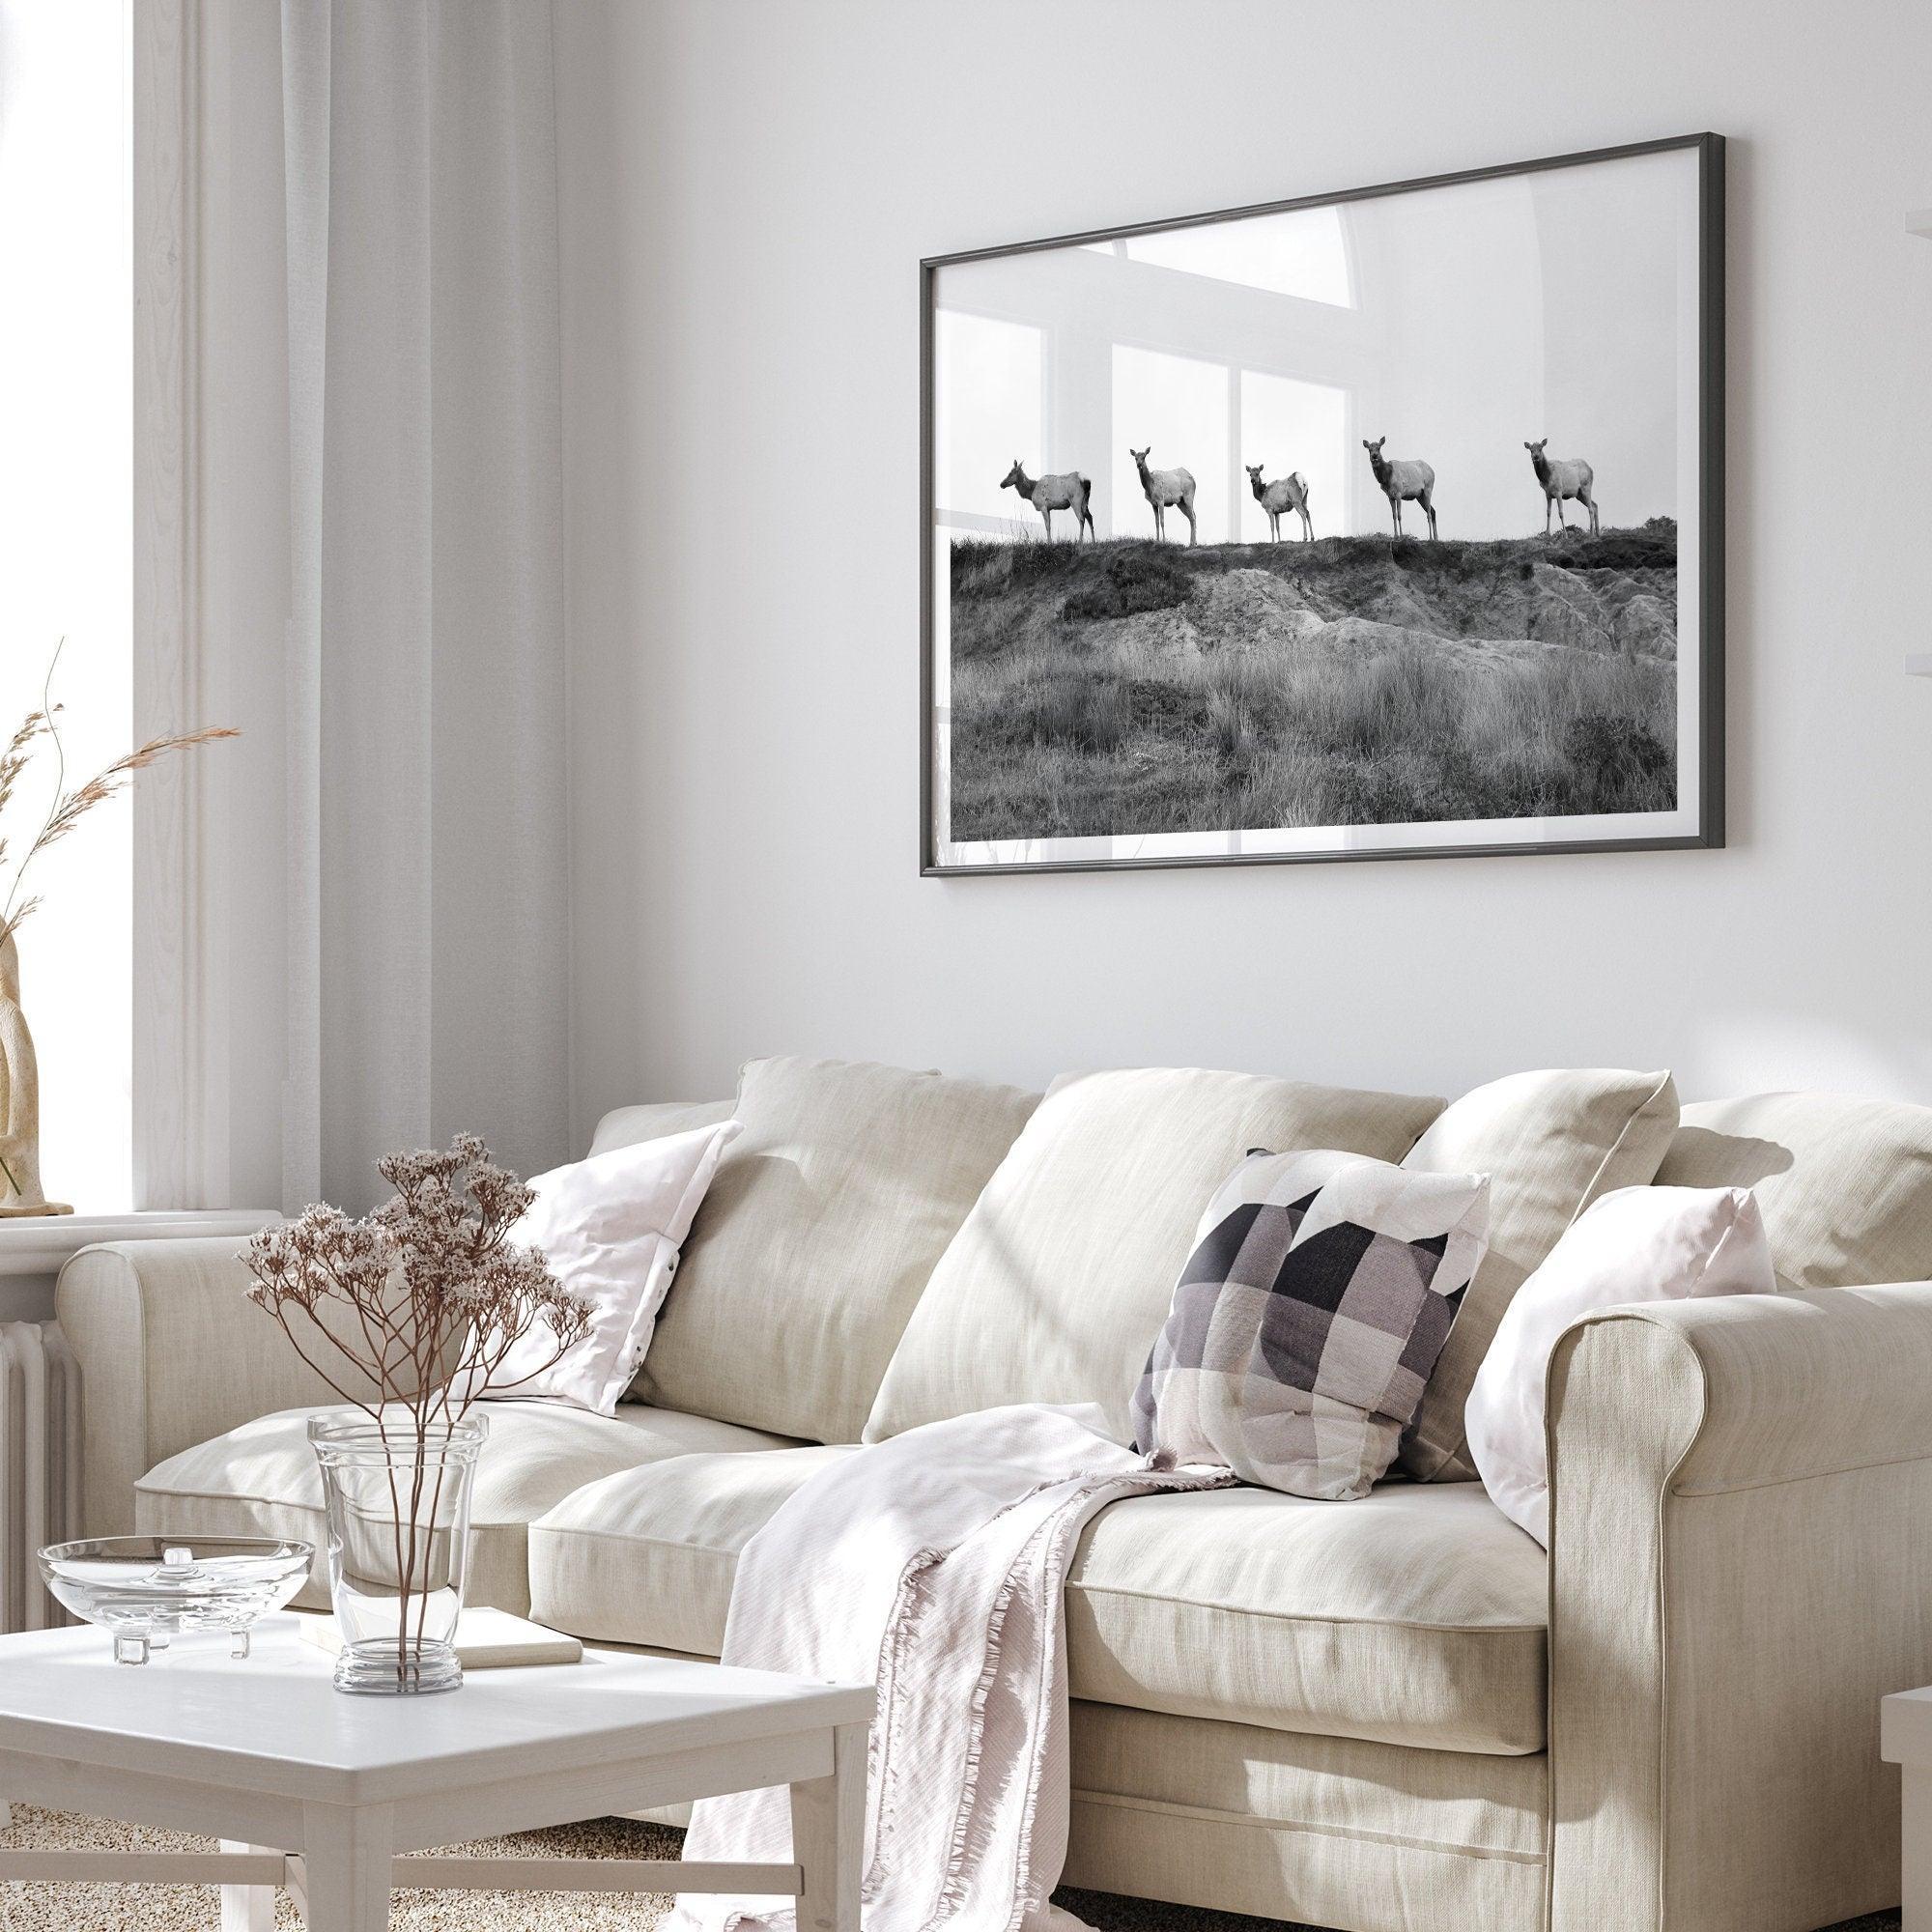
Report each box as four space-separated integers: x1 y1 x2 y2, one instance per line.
1112 345 1229 541
1085 205 1353 308
940 209 1371 550
1239 373 1349 543
934 309 1042 532
0 1 134 1210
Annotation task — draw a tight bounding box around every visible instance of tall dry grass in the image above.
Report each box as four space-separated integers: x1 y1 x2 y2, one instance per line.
946 533 1678 842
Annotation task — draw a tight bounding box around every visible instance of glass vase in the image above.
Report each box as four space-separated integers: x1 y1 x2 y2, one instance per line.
306 1409 486 1695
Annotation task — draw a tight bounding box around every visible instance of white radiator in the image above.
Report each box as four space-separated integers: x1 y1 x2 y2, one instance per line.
0 1323 80 1633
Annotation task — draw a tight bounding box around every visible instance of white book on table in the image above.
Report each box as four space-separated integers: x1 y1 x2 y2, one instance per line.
296 1606 583 1668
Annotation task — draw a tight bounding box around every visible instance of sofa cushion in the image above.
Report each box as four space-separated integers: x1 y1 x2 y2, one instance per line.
134 1400 799 1619
634 1056 1040 1443
1398 1067 1679 1482
864 1068 1444 1446
1655 1092 1932 1293
527 1454 1546 1755
590 1098 734 1156
529 1444 854 1657
1076 1481 1545 1753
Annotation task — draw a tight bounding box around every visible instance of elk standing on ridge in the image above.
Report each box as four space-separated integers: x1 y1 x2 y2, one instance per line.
1245 464 1313 542
1362 438 1437 540
999 460 1095 541
1523 440 1599 536
1129 446 1198 544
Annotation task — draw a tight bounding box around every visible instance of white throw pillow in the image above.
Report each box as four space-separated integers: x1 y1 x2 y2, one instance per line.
1465 1183 1775 1545
474 1120 741 1415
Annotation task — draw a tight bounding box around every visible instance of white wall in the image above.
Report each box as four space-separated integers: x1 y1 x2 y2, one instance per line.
554 0 1932 1138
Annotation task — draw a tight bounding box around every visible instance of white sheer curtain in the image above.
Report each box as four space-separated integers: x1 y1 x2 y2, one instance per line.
278 0 568 1208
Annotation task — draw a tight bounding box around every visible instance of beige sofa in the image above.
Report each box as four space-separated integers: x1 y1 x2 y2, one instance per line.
56 1060 1932 1932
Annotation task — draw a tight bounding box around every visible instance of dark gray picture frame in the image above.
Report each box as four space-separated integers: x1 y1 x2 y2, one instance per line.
920 132 1724 877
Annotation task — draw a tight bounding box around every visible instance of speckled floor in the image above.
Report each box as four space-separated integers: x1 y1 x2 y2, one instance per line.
0 1808 1903 1931
0 1807 678 1930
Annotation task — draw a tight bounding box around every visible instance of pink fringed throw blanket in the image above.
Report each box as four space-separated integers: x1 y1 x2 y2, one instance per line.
673 1404 1229 1932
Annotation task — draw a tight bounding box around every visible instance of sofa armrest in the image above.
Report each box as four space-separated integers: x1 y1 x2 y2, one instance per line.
1546 1283 1932 1932
56 1238 384 1536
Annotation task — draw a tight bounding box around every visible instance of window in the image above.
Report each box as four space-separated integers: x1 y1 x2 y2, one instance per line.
1086 205 1354 309
1113 346 1229 544
1238 373 1349 544
933 309 1044 537
0 1 134 1208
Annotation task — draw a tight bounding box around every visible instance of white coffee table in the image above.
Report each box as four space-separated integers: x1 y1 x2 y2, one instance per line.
0 1617 872 1930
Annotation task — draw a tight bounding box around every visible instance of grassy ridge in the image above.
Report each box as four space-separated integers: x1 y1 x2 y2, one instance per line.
947 528 1678 842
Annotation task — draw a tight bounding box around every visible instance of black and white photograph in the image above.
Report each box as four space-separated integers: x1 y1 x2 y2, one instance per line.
923 134 1722 873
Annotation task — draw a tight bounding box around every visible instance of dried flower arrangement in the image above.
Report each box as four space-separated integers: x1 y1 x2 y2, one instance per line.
0 639 239 956
243 1133 592 1413
243 1135 593 1691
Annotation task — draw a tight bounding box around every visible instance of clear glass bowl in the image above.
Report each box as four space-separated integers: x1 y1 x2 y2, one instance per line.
40 1536 313 1664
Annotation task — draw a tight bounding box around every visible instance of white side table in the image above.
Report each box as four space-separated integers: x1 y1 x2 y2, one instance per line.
0 1619 872 1931
1882 1687 1932 1929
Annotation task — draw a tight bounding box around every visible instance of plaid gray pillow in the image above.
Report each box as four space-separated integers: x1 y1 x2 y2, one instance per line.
1132 1148 1489 1500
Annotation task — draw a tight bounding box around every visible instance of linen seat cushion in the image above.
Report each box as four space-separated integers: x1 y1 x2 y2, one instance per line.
530 1444 856 1658
1654 1091 1932 1291
1397 1067 1679 1481
527 1453 1546 1755
863 1068 1445 1446
632 1056 1040 1443
134 1400 800 1619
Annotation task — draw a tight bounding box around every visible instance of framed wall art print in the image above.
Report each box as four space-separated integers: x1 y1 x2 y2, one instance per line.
921 132 1723 875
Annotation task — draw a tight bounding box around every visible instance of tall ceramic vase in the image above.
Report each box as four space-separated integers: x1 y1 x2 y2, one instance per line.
307 1410 487 1694
0 933 71 1217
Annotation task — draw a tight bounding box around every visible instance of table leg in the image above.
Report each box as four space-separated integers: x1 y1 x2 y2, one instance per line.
1906 1767 1931 1932
219 1840 278 1932
300 1803 393 1931
789 1721 865 1932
